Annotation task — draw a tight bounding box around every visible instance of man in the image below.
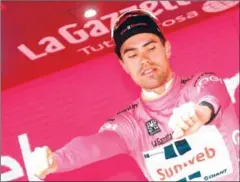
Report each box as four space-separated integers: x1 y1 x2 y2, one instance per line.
28 9 239 181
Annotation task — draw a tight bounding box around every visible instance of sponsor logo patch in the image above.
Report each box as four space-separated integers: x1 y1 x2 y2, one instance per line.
145 119 161 136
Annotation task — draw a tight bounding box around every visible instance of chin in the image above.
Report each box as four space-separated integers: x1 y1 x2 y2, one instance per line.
141 82 163 90
140 74 168 88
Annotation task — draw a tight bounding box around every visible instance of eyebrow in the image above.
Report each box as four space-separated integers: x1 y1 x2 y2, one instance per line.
123 40 156 55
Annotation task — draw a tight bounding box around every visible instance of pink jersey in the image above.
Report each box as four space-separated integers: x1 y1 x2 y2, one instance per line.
54 72 239 181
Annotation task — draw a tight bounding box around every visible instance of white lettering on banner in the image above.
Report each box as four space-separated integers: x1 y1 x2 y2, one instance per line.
162 11 198 27
77 46 91 55
17 37 65 60
143 126 233 181
18 134 42 181
224 73 239 104
102 40 114 48
139 1 191 16
138 1 163 16
176 1 191 6
159 1 178 11
138 2 162 16
17 44 48 60
77 40 114 55
16 1 239 61
90 44 104 52
39 37 65 53
175 15 187 23
119 5 138 14
59 23 89 44
17 1 193 61
100 12 119 30
186 10 199 19
1 133 43 181
202 1 239 13
1 156 24 181
84 20 110 37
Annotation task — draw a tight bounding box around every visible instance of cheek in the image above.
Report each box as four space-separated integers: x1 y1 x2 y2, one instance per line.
151 52 168 66
126 61 141 73
127 63 142 81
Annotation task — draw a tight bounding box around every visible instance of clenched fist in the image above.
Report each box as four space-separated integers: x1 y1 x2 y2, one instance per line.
27 146 57 179
169 102 212 139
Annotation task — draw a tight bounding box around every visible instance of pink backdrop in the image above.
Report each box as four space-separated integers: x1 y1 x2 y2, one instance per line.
2 8 239 181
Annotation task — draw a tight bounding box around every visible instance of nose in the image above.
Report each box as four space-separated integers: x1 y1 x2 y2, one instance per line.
139 53 151 65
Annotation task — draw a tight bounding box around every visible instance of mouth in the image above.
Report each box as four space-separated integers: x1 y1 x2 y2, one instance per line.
141 68 157 76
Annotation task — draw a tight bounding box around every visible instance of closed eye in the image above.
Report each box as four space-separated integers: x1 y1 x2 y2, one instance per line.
129 54 137 58
127 52 137 58
149 46 156 51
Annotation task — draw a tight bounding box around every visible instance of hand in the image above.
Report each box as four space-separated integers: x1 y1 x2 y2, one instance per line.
168 102 212 139
27 146 57 179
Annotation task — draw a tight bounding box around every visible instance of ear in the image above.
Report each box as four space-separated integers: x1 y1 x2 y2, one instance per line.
118 59 130 74
164 41 171 59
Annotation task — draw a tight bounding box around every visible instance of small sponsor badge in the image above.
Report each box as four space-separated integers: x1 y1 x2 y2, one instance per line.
145 119 161 136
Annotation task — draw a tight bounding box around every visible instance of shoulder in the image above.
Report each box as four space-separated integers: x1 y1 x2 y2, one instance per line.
104 99 140 123
116 100 139 115
181 72 223 87
180 75 194 85
99 100 140 133
192 72 222 84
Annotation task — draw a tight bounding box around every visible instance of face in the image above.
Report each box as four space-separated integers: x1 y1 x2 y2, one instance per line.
119 33 172 90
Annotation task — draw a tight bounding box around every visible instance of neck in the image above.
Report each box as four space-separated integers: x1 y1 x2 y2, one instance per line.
141 72 174 101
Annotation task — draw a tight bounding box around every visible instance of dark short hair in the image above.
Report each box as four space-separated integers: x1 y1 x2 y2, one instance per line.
111 9 166 60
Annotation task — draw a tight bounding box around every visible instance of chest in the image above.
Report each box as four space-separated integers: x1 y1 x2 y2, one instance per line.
138 115 174 151
137 93 189 151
